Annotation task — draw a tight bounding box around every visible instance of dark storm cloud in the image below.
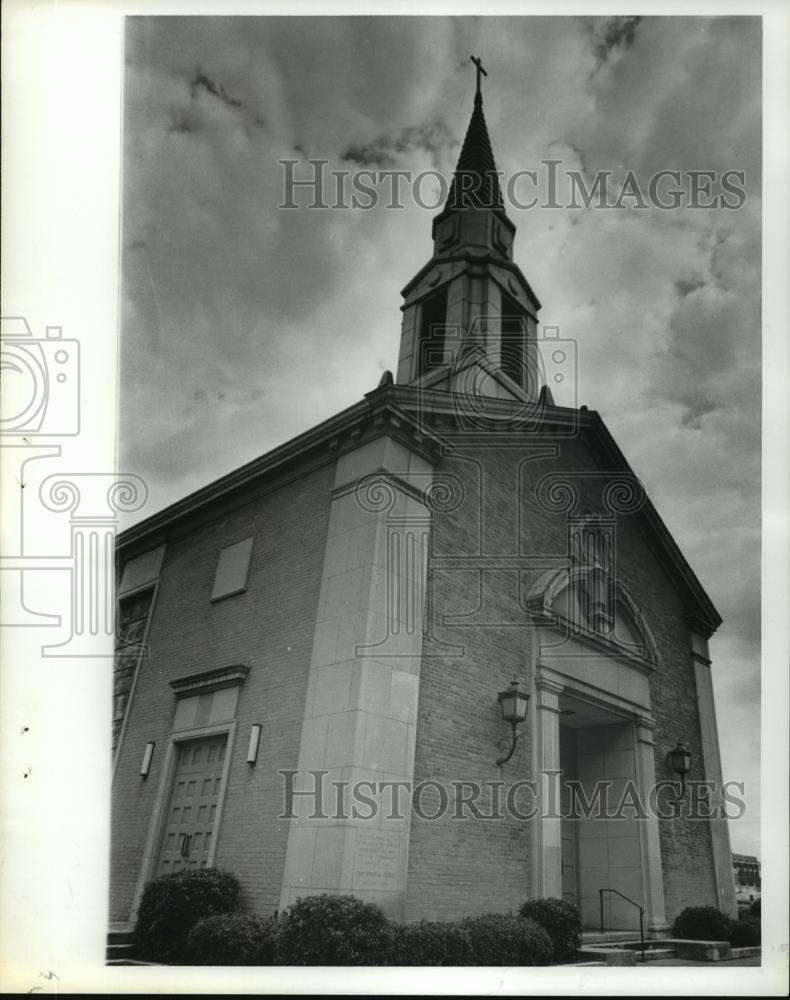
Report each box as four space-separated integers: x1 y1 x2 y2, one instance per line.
190 69 243 108
341 121 457 168
675 278 706 298
582 15 643 64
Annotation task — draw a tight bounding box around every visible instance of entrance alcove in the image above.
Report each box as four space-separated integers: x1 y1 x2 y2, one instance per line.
558 695 644 931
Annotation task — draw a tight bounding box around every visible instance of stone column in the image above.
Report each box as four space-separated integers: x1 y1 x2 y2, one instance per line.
532 675 563 899
689 627 738 918
279 435 435 919
634 714 670 935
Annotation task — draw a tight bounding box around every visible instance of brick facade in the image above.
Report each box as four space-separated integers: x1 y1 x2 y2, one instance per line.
109 460 333 920
111 410 729 928
405 433 720 923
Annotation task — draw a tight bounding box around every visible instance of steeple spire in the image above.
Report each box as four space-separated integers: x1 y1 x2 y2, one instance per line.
446 103 503 210
396 57 542 399
445 56 504 214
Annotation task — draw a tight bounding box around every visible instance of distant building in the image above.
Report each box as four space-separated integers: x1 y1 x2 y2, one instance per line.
110 67 738 938
732 853 761 894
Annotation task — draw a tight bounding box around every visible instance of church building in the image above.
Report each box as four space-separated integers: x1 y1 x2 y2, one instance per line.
110 64 737 937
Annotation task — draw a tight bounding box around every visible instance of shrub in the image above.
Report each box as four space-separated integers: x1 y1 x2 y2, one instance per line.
276 894 392 965
672 905 733 942
729 915 761 947
459 913 553 967
388 920 473 966
519 897 582 964
134 867 241 963
750 897 761 919
184 913 280 965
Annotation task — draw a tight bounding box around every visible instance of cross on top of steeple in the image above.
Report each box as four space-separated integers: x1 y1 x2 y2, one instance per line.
442 55 503 213
470 55 487 101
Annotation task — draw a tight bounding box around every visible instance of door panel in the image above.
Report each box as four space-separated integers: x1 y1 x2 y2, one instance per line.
156 736 227 876
560 725 579 907
561 789 579 906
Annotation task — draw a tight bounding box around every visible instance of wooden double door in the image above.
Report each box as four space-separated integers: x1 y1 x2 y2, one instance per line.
156 736 227 876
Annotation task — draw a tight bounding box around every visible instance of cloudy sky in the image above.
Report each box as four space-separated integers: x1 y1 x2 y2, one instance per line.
119 15 761 855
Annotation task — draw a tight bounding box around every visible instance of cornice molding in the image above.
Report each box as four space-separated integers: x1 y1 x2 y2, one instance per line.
170 664 250 697
116 392 446 556
400 249 541 312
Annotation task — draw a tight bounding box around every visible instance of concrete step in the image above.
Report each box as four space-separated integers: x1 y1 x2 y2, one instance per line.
106 924 136 962
582 930 642 944
731 946 761 960
108 925 134 941
106 942 136 962
106 959 161 967
579 940 678 964
639 948 677 962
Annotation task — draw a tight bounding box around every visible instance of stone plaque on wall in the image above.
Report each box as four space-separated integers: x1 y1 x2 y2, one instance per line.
352 829 402 892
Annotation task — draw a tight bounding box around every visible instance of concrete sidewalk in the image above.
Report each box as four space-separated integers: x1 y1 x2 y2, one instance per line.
648 956 761 967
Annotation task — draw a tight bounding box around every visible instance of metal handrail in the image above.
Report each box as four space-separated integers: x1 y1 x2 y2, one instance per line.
599 888 645 963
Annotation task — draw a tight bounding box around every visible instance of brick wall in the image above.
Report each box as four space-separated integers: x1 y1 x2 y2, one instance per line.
405 432 719 922
406 442 536 921
109 460 334 920
111 419 721 925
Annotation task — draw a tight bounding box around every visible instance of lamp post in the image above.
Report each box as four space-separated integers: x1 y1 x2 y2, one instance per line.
667 740 692 796
496 678 530 766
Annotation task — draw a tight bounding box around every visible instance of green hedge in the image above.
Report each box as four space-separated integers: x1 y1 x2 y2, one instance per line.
519 897 582 964
389 913 552 966
388 919 473 966
276 894 392 965
672 904 761 948
184 913 280 965
136 885 580 966
134 867 241 963
672 905 733 942
460 913 553 966
730 914 761 947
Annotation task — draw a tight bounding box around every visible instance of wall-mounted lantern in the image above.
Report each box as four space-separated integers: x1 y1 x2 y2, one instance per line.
246 724 261 765
496 678 530 766
667 740 692 796
140 741 155 778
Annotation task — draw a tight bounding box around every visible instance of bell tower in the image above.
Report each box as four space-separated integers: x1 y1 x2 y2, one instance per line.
396 57 542 401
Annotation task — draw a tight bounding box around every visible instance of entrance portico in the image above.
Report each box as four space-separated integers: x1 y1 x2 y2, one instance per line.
530 635 670 936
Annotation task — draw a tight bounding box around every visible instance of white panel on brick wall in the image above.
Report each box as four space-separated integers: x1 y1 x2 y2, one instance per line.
211 536 254 601
119 544 166 596
172 688 240 730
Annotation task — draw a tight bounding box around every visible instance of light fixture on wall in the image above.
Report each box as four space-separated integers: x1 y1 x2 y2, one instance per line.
496 678 530 766
140 741 155 778
667 740 692 796
246 724 261 765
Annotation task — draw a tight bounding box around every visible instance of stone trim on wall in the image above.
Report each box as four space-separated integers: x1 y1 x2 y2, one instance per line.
690 628 738 919
279 434 435 919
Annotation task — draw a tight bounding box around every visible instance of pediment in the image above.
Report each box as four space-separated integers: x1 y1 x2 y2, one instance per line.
526 567 659 667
